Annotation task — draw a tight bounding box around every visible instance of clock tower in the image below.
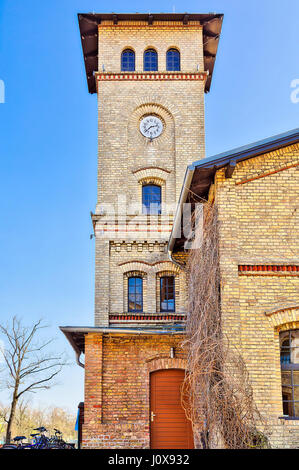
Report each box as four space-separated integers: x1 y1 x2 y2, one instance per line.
61 12 223 449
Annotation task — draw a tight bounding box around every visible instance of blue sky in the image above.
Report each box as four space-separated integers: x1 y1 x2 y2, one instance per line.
0 0 298 414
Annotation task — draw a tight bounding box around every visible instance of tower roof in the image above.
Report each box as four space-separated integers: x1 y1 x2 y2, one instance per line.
78 12 224 93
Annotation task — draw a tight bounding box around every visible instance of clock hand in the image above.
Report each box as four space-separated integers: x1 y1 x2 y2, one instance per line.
145 124 158 132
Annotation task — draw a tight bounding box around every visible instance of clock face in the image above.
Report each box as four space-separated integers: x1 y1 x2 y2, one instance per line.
140 115 163 139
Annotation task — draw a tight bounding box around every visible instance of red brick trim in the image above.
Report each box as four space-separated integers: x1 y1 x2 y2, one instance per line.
239 265 299 276
236 162 299 186
98 25 202 30
96 72 206 82
109 313 186 322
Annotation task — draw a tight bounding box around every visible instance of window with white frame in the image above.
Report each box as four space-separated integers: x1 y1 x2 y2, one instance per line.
280 330 299 418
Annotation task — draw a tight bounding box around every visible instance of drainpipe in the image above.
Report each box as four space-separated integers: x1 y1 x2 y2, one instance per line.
76 351 85 369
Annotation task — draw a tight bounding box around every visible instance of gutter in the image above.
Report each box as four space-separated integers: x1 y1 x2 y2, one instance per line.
60 325 185 368
191 128 299 170
168 165 195 265
60 326 185 335
60 328 85 369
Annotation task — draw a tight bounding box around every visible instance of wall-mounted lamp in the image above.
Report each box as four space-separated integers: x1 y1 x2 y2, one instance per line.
170 347 175 358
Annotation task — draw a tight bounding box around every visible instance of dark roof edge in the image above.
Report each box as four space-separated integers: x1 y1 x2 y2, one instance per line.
78 12 224 22
60 325 184 339
192 127 299 170
168 127 299 261
78 12 223 93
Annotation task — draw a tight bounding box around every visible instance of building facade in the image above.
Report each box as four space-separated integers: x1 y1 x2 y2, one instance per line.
169 129 299 448
61 13 223 449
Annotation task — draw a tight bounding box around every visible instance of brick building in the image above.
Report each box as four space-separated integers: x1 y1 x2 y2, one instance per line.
60 11 298 449
169 129 299 447
60 12 223 449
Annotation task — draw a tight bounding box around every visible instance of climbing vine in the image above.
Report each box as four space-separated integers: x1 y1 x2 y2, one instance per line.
182 202 269 448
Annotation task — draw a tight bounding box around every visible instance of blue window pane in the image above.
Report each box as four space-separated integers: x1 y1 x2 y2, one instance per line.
128 277 143 312
142 184 161 215
166 49 180 71
281 338 291 364
121 49 135 71
144 49 158 71
160 276 175 312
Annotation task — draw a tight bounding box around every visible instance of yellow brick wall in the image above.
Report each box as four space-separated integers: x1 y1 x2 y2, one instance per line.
97 21 204 73
108 242 187 315
93 21 205 326
96 80 205 212
215 143 299 447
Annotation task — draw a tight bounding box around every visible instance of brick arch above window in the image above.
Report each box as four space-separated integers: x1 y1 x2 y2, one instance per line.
119 260 180 275
152 261 180 274
156 269 179 278
119 261 150 275
132 167 170 183
146 357 187 374
265 305 299 331
123 270 147 279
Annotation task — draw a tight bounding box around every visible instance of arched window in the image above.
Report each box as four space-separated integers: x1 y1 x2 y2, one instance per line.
128 276 143 312
142 184 161 215
160 276 175 312
144 49 158 71
121 49 135 71
280 330 299 417
166 48 180 71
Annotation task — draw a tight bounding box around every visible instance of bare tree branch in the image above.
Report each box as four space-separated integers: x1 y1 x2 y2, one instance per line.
0 316 68 443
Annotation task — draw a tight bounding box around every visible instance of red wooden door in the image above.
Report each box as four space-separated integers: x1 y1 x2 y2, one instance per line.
150 369 194 449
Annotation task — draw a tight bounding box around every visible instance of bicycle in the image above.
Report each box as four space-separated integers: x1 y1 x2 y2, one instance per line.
2 435 33 449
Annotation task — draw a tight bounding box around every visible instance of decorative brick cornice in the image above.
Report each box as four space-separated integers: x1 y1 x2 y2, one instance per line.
95 72 206 82
98 23 202 31
239 265 299 276
109 313 186 322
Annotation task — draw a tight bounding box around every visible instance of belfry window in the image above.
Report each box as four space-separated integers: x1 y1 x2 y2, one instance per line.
160 276 175 312
166 49 180 71
142 184 161 215
280 330 299 418
128 277 143 312
121 49 135 71
144 49 158 71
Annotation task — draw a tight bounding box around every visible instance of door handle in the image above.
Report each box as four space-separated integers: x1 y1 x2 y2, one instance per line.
151 411 156 422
